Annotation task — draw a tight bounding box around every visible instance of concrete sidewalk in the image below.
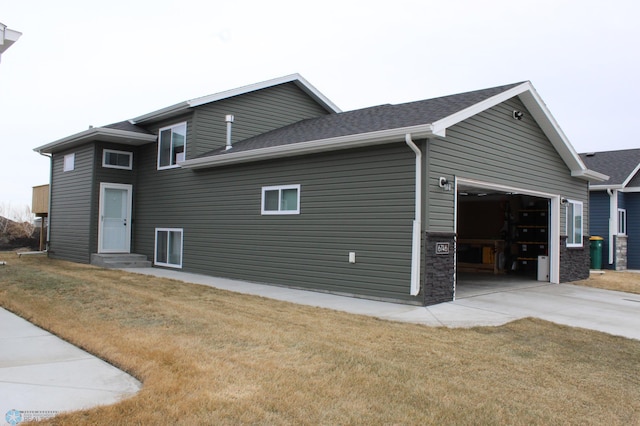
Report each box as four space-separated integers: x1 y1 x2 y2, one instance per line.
0 308 141 425
124 268 640 341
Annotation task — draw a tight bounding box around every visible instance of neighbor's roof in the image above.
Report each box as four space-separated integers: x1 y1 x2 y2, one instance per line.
580 149 640 189
182 81 607 182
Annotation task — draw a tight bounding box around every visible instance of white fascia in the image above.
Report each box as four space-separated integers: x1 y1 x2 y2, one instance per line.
180 124 435 169
431 82 533 134
34 128 157 154
621 163 640 188
572 169 609 182
622 186 640 193
590 184 624 191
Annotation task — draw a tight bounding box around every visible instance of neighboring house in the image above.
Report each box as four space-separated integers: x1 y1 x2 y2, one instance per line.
0 22 22 62
580 149 640 270
34 74 607 306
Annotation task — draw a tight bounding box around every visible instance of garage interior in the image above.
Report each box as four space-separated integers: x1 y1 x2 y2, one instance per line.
456 186 551 298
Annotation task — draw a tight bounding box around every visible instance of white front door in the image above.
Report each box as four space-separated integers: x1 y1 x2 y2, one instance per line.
98 183 132 253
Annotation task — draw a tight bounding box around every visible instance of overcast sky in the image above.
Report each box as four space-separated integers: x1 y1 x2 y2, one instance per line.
1 0 639 211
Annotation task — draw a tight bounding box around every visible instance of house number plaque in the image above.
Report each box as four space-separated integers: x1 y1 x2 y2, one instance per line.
436 242 450 255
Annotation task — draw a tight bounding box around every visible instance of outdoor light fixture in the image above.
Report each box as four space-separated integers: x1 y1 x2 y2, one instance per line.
512 110 524 120
561 197 568 205
438 177 452 191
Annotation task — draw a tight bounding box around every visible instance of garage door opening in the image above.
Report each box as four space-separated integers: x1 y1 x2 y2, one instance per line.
455 183 553 298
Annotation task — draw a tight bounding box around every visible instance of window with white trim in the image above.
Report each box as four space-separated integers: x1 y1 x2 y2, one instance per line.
618 208 627 235
261 185 300 215
63 153 75 172
566 200 583 247
103 149 133 170
155 228 183 268
157 122 187 169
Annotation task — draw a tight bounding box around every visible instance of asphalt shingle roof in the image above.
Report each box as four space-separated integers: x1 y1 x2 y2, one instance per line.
200 82 524 157
579 149 640 186
104 120 154 135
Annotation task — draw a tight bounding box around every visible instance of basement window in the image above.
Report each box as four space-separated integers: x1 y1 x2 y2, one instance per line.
155 228 183 268
157 122 187 169
103 149 133 170
566 200 583 247
261 185 300 215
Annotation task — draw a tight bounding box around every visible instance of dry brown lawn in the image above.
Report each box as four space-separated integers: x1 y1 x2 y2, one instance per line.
1 253 639 425
573 270 640 294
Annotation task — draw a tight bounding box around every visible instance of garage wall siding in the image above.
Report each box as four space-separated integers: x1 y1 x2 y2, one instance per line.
49 144 95 263
427 97 589 235
133 142 419 302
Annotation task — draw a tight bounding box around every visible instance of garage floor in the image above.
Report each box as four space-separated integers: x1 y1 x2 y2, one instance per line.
455 273 550 299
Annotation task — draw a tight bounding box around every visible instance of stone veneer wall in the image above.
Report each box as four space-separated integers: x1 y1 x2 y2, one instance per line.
559 236 590 282
423 232 455 306
615 235 627 271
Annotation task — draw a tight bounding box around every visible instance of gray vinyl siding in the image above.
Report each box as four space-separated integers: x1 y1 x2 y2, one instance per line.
133 142 417 302
191 82 332 156
427 97 589 236
49 145 95 263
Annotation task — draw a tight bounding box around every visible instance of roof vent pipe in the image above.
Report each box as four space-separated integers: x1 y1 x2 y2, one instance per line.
225 114 234 150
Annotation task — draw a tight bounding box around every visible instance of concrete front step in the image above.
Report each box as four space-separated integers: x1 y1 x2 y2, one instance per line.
91 253 152 269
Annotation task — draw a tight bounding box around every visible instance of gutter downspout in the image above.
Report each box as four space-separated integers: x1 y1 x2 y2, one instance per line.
607 188 617 265
405 134 421 296
37 151 52 252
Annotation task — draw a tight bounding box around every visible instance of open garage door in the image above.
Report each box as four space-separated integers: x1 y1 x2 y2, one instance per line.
455 179 560 298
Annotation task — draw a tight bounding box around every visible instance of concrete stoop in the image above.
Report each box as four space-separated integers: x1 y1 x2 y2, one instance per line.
91 253 152 268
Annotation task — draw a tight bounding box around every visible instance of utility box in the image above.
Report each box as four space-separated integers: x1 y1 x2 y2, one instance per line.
537 255 549 282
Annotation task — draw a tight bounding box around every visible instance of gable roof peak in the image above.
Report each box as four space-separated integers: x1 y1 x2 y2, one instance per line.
131 74 341 124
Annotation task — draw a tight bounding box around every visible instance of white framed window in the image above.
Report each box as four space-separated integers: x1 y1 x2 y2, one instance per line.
566 200 583 247
157 122 187 169
618 208 627 235
261 184 301 215
63 153 75 172
103 149 133 170
155 228 183 268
